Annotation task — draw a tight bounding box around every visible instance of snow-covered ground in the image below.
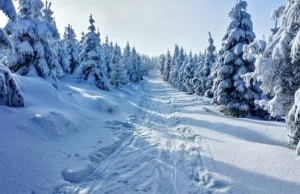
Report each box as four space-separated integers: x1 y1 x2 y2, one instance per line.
1 71 299 194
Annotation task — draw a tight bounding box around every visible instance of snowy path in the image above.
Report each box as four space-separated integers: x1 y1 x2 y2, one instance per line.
54 72 228 194
54 71 300 194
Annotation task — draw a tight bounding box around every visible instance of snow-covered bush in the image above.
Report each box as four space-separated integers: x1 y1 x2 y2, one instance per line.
212 0 258 117
8 0 63 85
77 14 108 90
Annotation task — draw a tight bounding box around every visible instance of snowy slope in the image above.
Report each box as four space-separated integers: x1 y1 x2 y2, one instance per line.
1 71 299 194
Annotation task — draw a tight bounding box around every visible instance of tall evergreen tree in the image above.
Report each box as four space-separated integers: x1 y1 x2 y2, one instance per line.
212 0 257 117
8 0 63 85
159 54 165 76
163 50 171 82
169 45 180 85
77 14 108 90
109 43 128 88
63 24 80 74
102 36 112 78
122 42 133 81
183 52 195 94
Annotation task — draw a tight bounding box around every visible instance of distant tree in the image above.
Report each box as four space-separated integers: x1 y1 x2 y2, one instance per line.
159 54 165 76
183 52 195 94
169 45 180 85
163 50 171 82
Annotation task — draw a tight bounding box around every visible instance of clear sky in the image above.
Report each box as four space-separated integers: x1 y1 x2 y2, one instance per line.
1 0 284 56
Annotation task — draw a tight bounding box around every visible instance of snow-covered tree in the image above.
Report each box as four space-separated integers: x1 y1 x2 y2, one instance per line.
159 54 165 76
77 14 108 90
287 89 300 154
0 0 24 107
109 43 128 88
169 45 180 85
8 0 63 85
183 52 195 94
102 36 112 78
270 5 285 37
42 1 60 40
122 42 133 81
79 31 85 53
63 24 80 74
163 50 171 82
249 0 300 118
212 0 258 117
203 32 217 97
57 40 70 73
129 47 140 83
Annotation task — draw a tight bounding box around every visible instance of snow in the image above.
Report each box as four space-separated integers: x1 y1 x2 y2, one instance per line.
1 70 300 194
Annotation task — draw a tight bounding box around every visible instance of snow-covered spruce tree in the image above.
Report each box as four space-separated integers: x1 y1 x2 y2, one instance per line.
77 14 108 90
159 54 165 76
163 50 171 82
135 53 143 81
287 90 300 153
109 43 128 88
193 52 206 96
129 47 140 83
79 32 85 53
0 0 24 107
169 45 180 85
183 52 195 94
250 0 300 118
122 42 134 82
175 47 186 89
8 0 63 85
102 36 112 78
62 24 80 74
204 32 217 98
213 0 258 117
57 40 70 73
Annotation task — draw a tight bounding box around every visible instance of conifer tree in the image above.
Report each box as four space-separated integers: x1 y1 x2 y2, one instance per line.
159 54 165 76
77 14 108 90
0 0 24 107
103 36 112 78
169 45 180 85
183 52 195 94
8 0 63 85
63 24 80 74
163 50 171 82
122 42 133 81
109 43 128 88
212 0 258 117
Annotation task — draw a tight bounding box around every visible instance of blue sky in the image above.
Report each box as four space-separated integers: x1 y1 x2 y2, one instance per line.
2 0 284 56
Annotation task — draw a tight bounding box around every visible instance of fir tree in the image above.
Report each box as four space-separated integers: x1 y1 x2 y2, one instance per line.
77 14 108 90
109 43 128 88
159 54 165 76
163 50 171 82
0 0 24 107
183 52 195 94
212 0 258 117
63 24 80 74
169 45 180 85
8 0 63 85
103 36 112 78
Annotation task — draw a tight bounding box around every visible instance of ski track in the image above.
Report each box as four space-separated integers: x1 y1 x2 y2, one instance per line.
54 74 229 194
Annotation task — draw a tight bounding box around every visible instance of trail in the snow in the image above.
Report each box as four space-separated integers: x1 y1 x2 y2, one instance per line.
54 72 229 194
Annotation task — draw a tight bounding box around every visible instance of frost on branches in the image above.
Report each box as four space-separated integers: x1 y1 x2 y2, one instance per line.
8 0 63 85
212 0 258 117
250 0 300 118
77 15 108 90
0 0 24 107
183 52 195 95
